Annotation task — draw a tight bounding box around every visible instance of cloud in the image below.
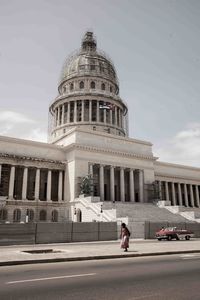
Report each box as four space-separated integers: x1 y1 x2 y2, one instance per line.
0 110 47 142
154 123 200 167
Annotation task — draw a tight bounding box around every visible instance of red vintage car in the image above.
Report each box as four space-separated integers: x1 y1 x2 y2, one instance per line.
155 227 194 241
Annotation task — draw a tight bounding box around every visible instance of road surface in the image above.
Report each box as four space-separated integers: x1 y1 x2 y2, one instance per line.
0 253 200 300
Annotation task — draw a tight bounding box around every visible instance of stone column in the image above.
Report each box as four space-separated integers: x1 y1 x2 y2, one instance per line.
74 101 77 123
57 106 61 126
110 166 115 202
190 185 194 207
22 167 28 200
0 164 2 184
34 168 40 200
61 104 65 125
55 108 58 127
165 181 169 201
89 163 94 196
171 182 176 206
158 181 162 200
99 165 104 201
115 106 118 126
81 100 85 122
195 185 200 207
129 169 135 202
120 167 125 202
67 102 70 123
47 170 52 202
89 100 92 122
103 108 106 123
119 110 121 127
184 184 189 207
110 109 112 124
139 169 144 202
8 165 15 199
178 183 183 206
89 163 93 177
58 171 63 202
96 101 99 122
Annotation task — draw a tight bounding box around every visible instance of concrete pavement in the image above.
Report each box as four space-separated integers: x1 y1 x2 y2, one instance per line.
0 239 200 266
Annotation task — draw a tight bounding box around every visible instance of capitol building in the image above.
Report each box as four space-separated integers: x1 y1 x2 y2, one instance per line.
0 32 200 225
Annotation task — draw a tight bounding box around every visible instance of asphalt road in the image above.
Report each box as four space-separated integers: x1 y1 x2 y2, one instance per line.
0 254 200 300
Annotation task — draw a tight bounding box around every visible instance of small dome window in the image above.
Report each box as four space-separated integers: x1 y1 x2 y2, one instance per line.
110 86 113 93
90 81 95 89
79 81 84 89
70 83 74 91
63 86 66 93
101 83 105 91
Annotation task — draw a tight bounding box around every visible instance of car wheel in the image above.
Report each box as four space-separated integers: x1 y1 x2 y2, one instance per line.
158 238 162 241
167 235 172 241
185 235 190 241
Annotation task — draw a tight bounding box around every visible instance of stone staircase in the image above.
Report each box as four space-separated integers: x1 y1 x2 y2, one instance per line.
103 202 189 222
74 196 198 223
157 201 200 223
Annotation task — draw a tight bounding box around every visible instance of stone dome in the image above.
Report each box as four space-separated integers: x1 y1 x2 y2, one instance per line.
58 32 119 93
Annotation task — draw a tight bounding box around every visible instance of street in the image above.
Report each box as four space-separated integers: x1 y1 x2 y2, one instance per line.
0 254 200 300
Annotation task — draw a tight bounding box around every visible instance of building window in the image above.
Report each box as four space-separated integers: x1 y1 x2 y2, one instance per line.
26 209 34 222
13 209 21 222
90 81 95 89
90 65 95 70
79 81 84 89
39 210 47 221
70 83 74 91
101 83 105 91
110 86 113 93
63 86 66 93
52 210 58 222
0 209 7 221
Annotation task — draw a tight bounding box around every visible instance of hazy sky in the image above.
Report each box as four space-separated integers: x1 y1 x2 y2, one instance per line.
0 0 200 167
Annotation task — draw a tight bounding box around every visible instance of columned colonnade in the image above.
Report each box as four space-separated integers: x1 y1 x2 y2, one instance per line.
54 99 124 129
89 163 144 203
157 180 200 208
0 163 64 202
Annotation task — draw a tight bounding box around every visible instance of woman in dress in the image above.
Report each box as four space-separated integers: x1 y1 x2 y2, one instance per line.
120 223 130 252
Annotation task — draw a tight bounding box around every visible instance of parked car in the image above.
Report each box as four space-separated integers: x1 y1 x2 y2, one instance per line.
155 227 194 241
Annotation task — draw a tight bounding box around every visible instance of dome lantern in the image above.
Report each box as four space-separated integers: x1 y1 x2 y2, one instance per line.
81 31 97 52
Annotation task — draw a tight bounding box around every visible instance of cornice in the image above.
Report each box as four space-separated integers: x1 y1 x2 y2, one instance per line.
155 173 200 183
64 143 156 161
0 152 66 169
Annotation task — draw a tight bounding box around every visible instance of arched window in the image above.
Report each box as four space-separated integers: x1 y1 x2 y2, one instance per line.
70 83 74 91
63 86 66 93
90 81 95 89
26 209 34 222
79 81 84 89
110 86 113 93
52 210 58 222
0 209 7 221
101 83 105 91
13 209 21 222
39 210 47 221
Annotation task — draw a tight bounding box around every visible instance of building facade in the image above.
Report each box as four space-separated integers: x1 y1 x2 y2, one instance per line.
0 32 200 224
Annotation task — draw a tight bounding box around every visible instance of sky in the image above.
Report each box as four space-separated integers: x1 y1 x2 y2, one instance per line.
0 0 200 167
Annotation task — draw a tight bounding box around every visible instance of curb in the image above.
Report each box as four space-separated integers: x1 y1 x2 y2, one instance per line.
1 250 200 267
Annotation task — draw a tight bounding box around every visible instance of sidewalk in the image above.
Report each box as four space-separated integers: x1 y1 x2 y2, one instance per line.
0 239 200 266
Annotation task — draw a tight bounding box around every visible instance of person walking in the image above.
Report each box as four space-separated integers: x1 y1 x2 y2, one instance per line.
120 223 131 252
